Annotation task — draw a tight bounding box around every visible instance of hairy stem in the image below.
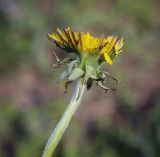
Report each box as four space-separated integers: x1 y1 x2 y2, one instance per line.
42 78 86 157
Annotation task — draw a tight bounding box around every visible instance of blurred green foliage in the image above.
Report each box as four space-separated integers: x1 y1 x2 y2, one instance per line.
0 0 160 157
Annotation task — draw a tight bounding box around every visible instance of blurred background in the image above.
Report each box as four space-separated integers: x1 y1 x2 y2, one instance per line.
0 0 160 157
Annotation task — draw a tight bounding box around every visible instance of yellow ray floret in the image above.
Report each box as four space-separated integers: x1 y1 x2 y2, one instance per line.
48 27 124 65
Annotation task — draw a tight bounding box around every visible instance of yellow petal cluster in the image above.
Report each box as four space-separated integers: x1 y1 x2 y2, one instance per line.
48 27 124 65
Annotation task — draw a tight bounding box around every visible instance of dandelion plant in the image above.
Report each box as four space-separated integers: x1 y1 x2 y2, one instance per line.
42 27 124 157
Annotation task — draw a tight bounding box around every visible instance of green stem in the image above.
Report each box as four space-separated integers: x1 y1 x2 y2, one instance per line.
42 78 86 157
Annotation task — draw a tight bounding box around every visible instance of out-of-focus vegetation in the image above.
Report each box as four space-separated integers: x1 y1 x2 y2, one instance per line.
0 0 160 157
